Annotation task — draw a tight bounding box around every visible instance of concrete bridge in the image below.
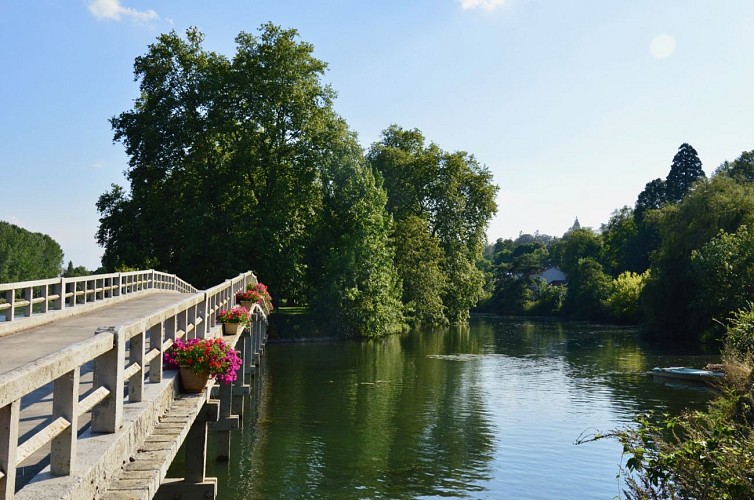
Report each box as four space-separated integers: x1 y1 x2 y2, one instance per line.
0 270 269 499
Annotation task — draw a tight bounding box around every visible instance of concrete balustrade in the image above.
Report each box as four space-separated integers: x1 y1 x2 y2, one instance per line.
0 271 198 338
0 271 267 500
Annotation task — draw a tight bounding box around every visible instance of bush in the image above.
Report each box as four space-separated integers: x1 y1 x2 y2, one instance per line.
606 270 648 324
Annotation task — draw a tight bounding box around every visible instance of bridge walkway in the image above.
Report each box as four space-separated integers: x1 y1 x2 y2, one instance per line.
2 292 190 491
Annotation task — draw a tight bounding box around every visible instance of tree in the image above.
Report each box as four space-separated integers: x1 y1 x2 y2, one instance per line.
99 25 413 337
716 149 754 183
665 142 705 203
563 257 612 320
100 25 343 295
0 221 63 282
63 261 91 278
367 126 498 323
634 178 667 223
550 228 602 277
600 207 646 274
642 175 754 339
308 138 405 337
690 225 754 337
392 216 447 326
606 270 648 324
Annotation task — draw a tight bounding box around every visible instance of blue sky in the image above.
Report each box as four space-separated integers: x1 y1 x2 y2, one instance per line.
2 1 754 270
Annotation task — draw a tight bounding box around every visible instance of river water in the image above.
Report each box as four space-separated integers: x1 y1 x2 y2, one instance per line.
204 315 717 499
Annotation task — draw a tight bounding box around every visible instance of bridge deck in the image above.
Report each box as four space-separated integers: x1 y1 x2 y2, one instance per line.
0 291 186 376
1 291 191 492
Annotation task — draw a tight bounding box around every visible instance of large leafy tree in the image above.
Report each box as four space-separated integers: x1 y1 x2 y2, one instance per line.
367 126 498 324
99 25 341 295
642 175 754 339
308 132 405 337
0 221 63 282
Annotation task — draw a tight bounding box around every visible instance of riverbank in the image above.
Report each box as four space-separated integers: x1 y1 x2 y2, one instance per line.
267 306 340 342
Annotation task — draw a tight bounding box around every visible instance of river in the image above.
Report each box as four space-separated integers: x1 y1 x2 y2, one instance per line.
198 316 717 499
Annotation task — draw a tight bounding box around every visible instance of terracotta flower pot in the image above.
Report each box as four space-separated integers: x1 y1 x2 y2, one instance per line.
239 300 254 310
223 322 243 335
180 367 210 393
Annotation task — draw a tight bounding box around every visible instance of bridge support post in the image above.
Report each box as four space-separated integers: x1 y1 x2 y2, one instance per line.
156 400 219 500
51 367 79 475
215 381 233 461
0 399 20 500
92 327 124 432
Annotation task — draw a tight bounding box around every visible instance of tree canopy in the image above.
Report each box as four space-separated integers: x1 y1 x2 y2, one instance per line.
367 125 498 324
0 221 63 282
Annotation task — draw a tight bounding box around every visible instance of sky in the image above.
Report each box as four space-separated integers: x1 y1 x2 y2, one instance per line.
2 1 754 270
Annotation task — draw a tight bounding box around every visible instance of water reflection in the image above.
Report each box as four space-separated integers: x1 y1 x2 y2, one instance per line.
210 316 714 499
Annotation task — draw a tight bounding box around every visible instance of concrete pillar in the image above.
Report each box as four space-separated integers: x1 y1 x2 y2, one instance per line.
129 332 145 402
215 381 233 461
92 327 124 433
149 323 163 383
0 399 20 500
51 368 80 475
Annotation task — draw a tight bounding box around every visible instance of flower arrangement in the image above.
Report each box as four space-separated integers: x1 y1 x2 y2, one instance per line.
248 282 273 310
235 289 263 303
164 338 242 383
217 306 251 324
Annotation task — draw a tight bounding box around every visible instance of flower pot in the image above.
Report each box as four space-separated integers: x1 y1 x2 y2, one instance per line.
223 322 243 335
180 367 210 393
239 300 254 310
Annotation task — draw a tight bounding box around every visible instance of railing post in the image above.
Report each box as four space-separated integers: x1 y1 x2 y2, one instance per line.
92 327 124 433
197 298 207 339
0 399 20 500
51 368 79 475
129 332 145 402
115 273 122 297
3 290 13 322
22 287 32 318
52 280 63 311
41 283 49 313
149 323 163 383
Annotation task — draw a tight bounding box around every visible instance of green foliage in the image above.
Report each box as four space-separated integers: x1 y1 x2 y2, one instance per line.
665 142 705 203
724 304 754 361
690 225 754 338
527 281 566 316
550 228 602 276
600 207 648 275
99 25 412 338
635 178 667 223
0 221 63 282
393 216 447 326
643 175 754 339
716 149 754 183
309 150 405 337
606 270 648 324
563 257 612 320
367 126 498 324
100 24 339 294
62 261 91 278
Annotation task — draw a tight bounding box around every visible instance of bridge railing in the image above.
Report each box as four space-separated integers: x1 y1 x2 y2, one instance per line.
0 270 198 328
0 271 264 499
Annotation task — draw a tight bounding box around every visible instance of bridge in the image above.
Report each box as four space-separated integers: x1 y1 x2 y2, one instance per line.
0 270 269 499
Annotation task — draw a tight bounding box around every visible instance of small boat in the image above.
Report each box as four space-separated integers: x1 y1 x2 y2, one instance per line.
652 366 724 382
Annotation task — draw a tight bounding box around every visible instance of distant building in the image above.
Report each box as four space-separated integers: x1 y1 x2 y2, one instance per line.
538 267 566 286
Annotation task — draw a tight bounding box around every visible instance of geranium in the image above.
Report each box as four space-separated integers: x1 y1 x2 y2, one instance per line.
236 289 263 303
164 337 242 383
245 282 273 310
217 306 250 324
